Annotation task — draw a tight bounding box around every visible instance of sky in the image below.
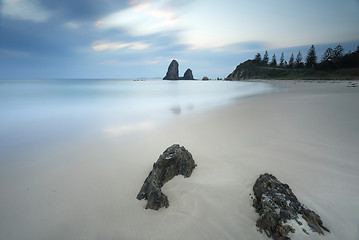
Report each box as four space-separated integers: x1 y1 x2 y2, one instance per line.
1 0 359 79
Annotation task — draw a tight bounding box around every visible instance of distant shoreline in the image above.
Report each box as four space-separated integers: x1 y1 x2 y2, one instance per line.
226 64 359 81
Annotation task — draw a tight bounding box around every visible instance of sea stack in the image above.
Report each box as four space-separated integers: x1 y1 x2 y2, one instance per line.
163 60 179 80
163 59 195 80
182 69 194 80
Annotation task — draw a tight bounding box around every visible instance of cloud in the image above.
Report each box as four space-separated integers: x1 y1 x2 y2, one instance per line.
63 21 82 29
99 0 182 37
92 41 150 51
144 56 163 64
128 0 138 6
95 0 261 52
1 0 51 22
145 60 160 64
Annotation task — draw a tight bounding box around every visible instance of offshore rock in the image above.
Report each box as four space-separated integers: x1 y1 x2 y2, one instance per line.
163 60 179 80
136 144 196 210
181 68 194 80
253 173 330 240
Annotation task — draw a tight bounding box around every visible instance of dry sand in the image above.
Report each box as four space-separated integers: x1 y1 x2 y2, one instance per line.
1 80 358 240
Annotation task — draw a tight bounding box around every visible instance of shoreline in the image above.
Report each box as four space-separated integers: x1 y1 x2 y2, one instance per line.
0 80 358 240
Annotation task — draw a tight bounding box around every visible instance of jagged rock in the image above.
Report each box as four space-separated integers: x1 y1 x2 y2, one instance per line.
253 173 330 240
181 69 194 80
202 76 209 80
136 144 196 210
163 60 195 80
163 60 179 80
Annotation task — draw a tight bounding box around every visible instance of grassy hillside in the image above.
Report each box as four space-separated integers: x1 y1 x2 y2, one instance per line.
227 60 359 80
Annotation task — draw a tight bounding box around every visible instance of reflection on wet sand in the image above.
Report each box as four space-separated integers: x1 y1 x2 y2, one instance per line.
170 104 194 115
170 105 181 115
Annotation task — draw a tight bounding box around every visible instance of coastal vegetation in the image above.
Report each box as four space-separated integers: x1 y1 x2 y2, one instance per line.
227 45 359 80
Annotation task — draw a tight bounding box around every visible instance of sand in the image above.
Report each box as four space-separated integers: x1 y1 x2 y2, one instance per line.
0 80 358 240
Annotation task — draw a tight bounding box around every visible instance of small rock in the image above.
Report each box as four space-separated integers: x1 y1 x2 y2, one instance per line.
136 144 196 210
253 173 329 240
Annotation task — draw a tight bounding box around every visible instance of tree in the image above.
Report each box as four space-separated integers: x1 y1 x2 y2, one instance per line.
279 53 285 68
322 47 333 63
333 44 344 64
288 53 294 68
306 45 317 68
341 45 359 68
262 51 269 66
295 51 304 68
270 54 277 67
318 47 334 70
254 53 262 64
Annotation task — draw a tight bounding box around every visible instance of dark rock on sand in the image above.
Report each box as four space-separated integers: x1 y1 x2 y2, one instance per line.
163 60 179 80
181 69 194 80
136 144 196 210
253 173 330 240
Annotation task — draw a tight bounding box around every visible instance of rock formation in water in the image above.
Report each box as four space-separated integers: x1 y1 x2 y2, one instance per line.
181 69 194 80
163 60 195 80
163 60 179 80
253 173 330 240
136 144 196 210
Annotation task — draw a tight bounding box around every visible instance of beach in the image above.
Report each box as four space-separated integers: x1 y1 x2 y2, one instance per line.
1 80 358 240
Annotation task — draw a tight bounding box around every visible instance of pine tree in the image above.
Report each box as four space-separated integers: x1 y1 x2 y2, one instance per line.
279 53 285 68
288 54 294 68
262 51 269 66
295 51 304 68
305 45 317 68
270 54 277 67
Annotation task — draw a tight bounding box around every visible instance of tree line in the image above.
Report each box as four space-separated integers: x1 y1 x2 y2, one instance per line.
253 44 359 70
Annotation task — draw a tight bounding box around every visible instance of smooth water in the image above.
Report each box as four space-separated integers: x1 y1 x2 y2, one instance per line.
0 79 272 161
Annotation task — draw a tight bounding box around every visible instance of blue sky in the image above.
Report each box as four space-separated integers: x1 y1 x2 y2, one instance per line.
1 0 359 79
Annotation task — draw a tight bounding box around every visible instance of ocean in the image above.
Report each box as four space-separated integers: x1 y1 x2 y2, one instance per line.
0 79 272 161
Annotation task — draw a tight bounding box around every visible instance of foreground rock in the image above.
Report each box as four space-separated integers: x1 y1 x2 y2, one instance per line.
163 60 179 80
253 173 330 240
136 144 196 210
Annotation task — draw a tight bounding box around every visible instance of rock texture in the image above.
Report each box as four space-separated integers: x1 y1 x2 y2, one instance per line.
136 144 196 210
181 69 194 80
253 173 330 240
163 60 179 80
